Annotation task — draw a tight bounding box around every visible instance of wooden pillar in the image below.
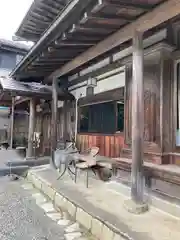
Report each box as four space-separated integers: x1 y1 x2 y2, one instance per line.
27 98 36 158
10 97 15 149
51 78 58 165
63 100 68 144
159 49 173 163
131 31 145 204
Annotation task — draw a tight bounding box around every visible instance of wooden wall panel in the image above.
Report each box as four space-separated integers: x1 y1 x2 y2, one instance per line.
77 133 125 158
14 115 29 140
41 113 51 156
125 63 161 149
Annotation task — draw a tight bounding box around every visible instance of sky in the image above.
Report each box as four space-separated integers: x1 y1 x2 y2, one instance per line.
0 0 33 42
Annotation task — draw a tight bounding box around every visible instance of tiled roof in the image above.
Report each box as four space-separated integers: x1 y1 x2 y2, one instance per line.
0 76 51 96
0 76 74 100
0 38 30 52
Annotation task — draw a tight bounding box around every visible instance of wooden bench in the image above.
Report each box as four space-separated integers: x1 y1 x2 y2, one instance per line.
113 158 180 187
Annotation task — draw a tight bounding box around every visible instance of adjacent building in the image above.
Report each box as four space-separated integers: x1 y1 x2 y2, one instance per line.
0 38 29 77
0 39 29 144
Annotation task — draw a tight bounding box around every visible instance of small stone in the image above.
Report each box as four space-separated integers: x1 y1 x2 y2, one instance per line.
46 212 62 221
65 232 82 240
65 223 81 233
57 219 71 226
41 202 55 213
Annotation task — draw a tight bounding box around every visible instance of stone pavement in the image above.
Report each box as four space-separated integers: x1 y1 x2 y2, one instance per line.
0 176 66 240
27 165 180 240
0 175 95 240
0 150 23 168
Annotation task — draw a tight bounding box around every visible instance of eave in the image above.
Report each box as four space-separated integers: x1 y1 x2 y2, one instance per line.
0 77 74 101
11 0 174 82
15 0 70 42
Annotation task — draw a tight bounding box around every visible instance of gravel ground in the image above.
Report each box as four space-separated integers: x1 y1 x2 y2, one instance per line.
0 176 65 240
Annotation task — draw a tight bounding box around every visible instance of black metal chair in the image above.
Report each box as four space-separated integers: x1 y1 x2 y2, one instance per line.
55 141 79 180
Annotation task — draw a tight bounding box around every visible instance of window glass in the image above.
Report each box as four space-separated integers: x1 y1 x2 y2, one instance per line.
0 53 16 70
79 101 124 134
117 102 124 132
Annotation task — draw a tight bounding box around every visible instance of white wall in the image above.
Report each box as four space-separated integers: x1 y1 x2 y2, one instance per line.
70 85 87 99
69 67 125 99
0 116 10 130
0 69 11 77
94 71 125 94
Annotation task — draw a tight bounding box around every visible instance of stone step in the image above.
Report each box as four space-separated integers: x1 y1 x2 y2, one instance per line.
106 180 180 219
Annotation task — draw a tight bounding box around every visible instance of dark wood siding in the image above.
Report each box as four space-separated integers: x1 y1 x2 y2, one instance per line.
77 133 125 158
125 64 161 148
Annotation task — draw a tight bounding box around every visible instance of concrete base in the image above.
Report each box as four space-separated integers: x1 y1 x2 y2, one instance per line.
124 199 149 214
26 167 180 240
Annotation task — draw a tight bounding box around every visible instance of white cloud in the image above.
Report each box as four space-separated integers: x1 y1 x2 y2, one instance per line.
0 0 33 40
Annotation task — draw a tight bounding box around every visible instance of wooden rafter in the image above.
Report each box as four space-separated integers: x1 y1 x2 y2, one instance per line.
49 0 180 78
80 14 132 25
69 24 114 35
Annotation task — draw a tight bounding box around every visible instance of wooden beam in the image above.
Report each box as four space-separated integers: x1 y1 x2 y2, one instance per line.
38 2 60 15
69 24 112 35
100 0 155 10
32 62 62 66
49 0 180 78
22 26 43 34
20 30 40 39
28 17 49 27
131 30 144 204
30 11 53 22
10 97 15 149
55 40 94 47
80 14 130 26
62 33 101 42
15 97 30 106
33 8 54 21
46 0 65 9
27 98 36 158
37 57 72 62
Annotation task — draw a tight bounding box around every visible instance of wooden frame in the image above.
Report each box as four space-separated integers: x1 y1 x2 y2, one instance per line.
173 58 180 151
50 0 180 78
78 100 123 135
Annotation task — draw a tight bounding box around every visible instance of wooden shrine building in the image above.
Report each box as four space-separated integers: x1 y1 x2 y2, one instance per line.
8 0 180 204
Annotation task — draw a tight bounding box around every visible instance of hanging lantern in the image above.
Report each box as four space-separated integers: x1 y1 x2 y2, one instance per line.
87 77 97 87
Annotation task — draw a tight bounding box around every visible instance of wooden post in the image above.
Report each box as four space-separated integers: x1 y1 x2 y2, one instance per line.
27 98 36 158
10 97 15 149
51 78 58 166
125 31 148 213
63 100 68 145
131 30 144 204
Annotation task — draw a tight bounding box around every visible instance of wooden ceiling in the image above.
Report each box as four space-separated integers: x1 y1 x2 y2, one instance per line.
16 0 70 42
14 0 166 80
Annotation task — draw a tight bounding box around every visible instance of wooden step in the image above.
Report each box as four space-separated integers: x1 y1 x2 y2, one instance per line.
121 148 170 165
